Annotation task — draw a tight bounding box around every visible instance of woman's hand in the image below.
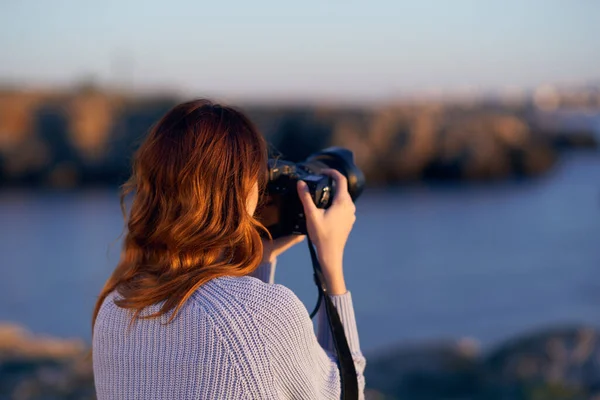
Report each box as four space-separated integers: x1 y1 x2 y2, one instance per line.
261 235 305 264
297 169 356 295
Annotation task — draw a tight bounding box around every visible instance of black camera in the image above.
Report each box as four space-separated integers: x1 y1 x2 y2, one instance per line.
258 147 365 239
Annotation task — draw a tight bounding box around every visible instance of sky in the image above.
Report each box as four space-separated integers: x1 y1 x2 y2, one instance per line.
0 0 598 102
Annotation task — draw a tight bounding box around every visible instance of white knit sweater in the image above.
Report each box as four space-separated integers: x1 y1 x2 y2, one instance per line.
93 260 366 399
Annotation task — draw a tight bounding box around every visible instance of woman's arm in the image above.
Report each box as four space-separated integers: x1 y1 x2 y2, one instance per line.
261 284 366 399
315 292 362 358
251 169 366 397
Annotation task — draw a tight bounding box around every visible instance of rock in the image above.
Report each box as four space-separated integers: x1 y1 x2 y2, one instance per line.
484 325 600 399
365 338 484 399
365 326 600 400
0 323 94 400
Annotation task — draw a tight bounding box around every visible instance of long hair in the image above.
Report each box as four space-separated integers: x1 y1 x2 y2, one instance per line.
92 99 268 328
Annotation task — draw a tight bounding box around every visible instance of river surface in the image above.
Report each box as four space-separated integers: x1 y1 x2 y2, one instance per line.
1 153 599 352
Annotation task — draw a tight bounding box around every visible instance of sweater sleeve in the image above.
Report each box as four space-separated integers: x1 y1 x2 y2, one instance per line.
316 292 362 357
260 284 366 399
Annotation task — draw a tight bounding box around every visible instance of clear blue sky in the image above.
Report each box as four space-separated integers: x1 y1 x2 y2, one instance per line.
1 0 598 102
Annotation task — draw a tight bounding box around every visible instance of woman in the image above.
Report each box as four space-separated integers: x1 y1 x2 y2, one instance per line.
92 100 366 399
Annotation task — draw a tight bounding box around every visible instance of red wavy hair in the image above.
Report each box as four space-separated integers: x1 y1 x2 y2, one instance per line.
92 99 268 327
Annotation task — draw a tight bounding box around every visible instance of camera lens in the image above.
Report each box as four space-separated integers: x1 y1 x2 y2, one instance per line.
304 147 365 201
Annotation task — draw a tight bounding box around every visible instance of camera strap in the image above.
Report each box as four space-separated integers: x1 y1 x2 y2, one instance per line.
307 238 359 400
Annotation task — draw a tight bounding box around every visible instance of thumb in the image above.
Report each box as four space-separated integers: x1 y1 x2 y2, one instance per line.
297 181 318 215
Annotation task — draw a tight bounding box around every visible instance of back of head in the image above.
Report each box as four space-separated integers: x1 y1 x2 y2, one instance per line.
93 99 268 326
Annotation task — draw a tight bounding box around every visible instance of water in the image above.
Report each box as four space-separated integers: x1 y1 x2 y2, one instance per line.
1 153 599 353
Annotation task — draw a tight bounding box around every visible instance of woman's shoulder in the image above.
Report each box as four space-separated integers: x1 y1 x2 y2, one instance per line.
199 275 301 304
192 276 308 322
196 276 313 345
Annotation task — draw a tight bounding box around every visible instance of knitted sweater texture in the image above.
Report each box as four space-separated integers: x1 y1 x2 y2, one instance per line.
93 260 366 399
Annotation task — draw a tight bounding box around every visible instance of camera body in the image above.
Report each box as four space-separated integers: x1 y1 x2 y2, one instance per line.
259 147 365 239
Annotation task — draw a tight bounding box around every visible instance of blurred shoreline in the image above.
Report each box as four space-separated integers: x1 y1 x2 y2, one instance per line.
2 321 600 399
1 84 598 189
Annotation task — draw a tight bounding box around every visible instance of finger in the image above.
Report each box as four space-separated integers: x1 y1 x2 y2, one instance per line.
321 169 350 205
297 181 318 215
